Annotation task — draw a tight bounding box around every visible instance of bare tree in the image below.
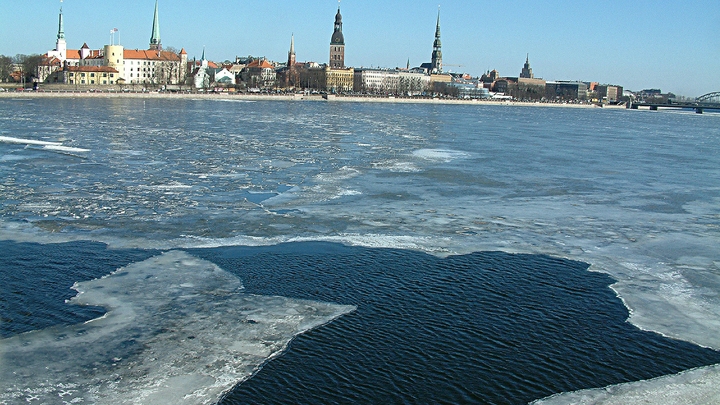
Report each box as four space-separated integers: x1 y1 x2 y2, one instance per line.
13 54 43 84
0 55 13 82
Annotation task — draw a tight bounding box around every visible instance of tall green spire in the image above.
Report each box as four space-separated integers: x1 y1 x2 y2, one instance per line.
150 0 161 50
57 2 65 40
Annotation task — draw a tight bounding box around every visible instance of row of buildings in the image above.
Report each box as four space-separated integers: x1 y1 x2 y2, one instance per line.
35 2 449 95
33 1 625 102
38 1 188 87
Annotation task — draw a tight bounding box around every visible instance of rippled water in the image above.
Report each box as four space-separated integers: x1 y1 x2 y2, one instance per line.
193 243 720 405
1 98 719 404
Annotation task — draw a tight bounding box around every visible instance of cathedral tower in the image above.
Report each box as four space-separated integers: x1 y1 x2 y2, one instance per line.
329 5 345 69
149 0 161 50
431 8 442 74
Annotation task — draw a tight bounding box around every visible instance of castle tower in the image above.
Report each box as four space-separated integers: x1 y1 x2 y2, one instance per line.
55 2 67 61
104 44 125 73
520 54 534 79
329 5 345 69
430 8 442 73
79 43 90 60
179 48 188 82
149 0 161 50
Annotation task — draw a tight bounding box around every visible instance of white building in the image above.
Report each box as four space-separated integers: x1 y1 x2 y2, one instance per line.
399 71 431 95
353 68 430 95
116 47 187 85
213 67 236 86
191 49 211 89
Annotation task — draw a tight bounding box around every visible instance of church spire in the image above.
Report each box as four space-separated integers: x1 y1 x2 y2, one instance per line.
288 33 296 67
149 0 161 50
57 1 65 40
54 0 67 61
431 6 443 73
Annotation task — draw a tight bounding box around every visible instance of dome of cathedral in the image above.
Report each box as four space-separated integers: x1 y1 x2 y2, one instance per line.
331 31 345 45
331 8 344 45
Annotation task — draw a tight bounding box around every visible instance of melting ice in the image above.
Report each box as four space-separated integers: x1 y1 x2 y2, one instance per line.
0 251 355 404
1 98 720 403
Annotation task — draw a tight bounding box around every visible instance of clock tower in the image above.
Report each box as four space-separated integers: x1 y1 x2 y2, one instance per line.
329 5 345 69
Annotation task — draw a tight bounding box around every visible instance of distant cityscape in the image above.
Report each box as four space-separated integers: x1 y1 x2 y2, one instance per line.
0 1 680 104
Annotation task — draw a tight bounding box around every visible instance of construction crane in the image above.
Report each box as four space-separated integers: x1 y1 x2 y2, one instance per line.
443 64 466 73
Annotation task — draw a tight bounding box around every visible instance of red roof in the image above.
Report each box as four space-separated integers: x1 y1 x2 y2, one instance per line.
247 59 274 69
66 66 119 73
124 49 181 61
39 56 62 67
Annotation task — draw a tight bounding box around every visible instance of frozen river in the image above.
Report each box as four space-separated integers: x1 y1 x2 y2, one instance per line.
1 97 719 404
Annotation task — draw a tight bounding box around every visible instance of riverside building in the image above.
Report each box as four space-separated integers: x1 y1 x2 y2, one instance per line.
39 0 187 86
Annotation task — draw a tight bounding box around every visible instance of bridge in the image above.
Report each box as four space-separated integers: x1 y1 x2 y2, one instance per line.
628 91 720 114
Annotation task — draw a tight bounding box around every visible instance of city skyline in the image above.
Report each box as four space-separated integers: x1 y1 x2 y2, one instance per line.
0 0 718 97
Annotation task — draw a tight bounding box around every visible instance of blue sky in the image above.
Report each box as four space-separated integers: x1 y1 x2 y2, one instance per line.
1 0 718 97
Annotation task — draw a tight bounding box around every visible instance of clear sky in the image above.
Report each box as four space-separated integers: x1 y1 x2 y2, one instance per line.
1 0 718 97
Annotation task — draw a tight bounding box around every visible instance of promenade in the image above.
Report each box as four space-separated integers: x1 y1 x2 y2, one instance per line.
0 89 608 108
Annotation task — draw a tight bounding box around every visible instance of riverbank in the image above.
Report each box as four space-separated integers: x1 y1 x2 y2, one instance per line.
0 90 616 109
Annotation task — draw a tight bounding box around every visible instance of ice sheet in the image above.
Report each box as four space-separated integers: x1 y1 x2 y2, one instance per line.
0 135 62 146
42 145 90 153
412 148 469 162
532 364 720 405
0 250 355 404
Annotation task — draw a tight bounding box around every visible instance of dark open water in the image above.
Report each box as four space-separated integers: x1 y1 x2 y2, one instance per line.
3 240 720 404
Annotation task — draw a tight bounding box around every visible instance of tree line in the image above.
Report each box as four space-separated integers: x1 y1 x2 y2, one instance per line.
0 54 43 84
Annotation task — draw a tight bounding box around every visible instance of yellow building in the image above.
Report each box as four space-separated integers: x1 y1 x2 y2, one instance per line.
430 73 452 84
65 66 119 85
301 66 354 93
326 67 354 93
